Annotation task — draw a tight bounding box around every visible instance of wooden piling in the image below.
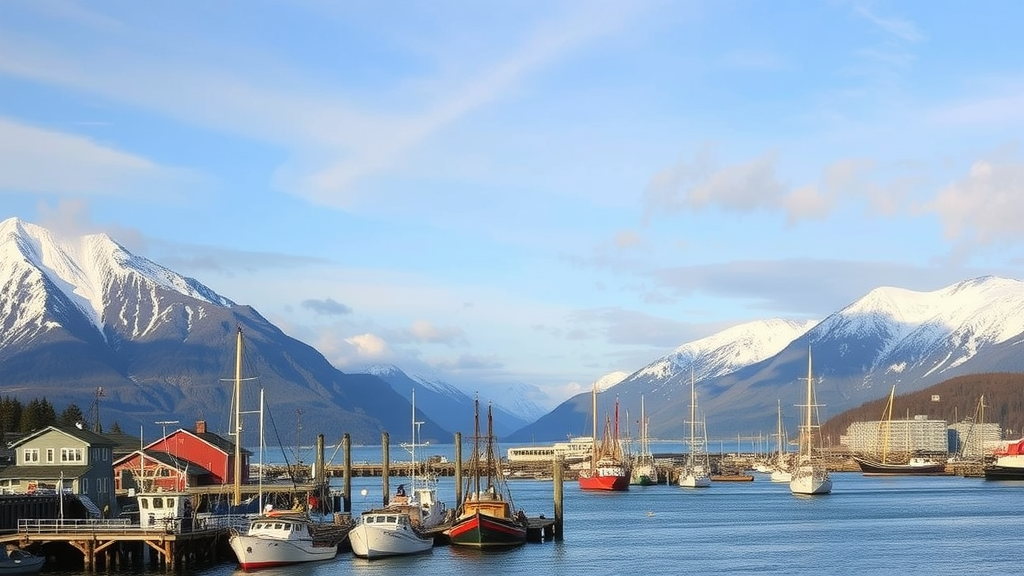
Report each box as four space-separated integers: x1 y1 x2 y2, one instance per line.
454 432 463 508
382 432 390 506
343 433 352 513
553 455 564 541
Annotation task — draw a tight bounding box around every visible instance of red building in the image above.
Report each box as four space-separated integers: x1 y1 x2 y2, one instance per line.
112 420 250 492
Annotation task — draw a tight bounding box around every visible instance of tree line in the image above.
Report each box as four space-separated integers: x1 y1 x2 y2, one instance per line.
0 396 123 445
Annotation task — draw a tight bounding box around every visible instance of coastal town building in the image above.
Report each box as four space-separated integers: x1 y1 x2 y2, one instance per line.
0 424 117 516
843 415 949 454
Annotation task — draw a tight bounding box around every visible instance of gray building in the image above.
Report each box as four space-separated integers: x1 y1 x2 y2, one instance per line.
0 424 117 516
844 415 949 454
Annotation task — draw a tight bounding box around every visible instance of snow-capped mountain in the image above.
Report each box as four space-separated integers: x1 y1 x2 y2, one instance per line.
0 218 445 444
510 277 1024 441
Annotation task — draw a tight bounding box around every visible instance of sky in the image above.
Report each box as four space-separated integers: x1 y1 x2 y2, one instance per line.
1 1 1023 410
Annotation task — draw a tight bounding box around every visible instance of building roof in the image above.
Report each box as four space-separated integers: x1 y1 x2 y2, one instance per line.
144 428 251 456
0 465 93 480
114 450 213 477
9 425 117 449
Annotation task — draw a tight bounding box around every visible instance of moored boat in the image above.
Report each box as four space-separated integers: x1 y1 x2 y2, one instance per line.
790 348 832 496
349 510 433 559
0 546 44 575
228 513 343 569
984 437 1024 480
579 384 630 491
630 396 658 486
445 399 528 548
678 368 711 489
854 385 948 476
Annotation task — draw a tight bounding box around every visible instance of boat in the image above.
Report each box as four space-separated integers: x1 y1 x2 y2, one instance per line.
984 437 1024 480
769 399 793 483
506 436 594 464
853 385 947 476
630 396 658 486
678 369 711 488
578 384 630 491
229 512 343 569
349 389 443 558
445 399 528 548
222 327 348 568
0 547 44 575
789 348 832 496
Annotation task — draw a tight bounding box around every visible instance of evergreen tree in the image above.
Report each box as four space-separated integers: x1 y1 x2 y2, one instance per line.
59 403 87 428
19 398 57 432
110 421 123 434
0 396 22 445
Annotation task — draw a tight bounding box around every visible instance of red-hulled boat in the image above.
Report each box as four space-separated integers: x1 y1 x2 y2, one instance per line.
578 384 630 492
984 437 1024 481
445 400 527 548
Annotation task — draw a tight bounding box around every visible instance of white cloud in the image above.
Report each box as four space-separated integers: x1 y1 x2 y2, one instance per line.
924 157 1024 245
0 117 173 196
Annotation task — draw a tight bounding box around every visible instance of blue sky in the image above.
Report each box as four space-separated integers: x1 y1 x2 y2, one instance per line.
2 1 1023 408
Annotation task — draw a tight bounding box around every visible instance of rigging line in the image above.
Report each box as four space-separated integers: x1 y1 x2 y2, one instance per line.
264 398 300 488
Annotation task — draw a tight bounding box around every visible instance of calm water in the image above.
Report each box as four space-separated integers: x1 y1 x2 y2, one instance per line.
40 471 1021 576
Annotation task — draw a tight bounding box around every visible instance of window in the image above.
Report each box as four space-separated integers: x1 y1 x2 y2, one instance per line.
22 449 39 463
61 448 83 463
153 498 163 509
46 449 54 463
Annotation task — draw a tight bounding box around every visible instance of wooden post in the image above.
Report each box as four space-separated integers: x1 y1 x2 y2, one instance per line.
454 432 463 508
382 432 390 506
343 433 352 513
553 455 564 541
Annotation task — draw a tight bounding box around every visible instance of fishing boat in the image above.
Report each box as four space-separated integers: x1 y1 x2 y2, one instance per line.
853 385 947 476
0 547 44 575
984 437 1024 481
678 369 711 488
229 513 342 569
578 384 630 491
630 396 658 486
769 400 793 483
445 399 528 548
349 389 444 558
790 348 832 496
222 327 348 568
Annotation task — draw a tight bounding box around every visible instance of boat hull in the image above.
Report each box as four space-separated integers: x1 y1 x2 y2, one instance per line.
630 474 657 486
228 534 338 569
678 474 711 488
445 511 527 548
790 472 832 495
0 550 44 575
854 457 947 476
349 523 433 559
578 473 630 491
983 465 1024 481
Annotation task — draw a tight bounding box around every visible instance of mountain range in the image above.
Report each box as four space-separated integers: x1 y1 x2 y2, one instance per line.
3 217 1023 447
508 277 1024 442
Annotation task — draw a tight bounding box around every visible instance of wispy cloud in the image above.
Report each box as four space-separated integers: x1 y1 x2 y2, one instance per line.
0 117 178 196
301 298 353 316
923 153 1024 247
854 5 924 43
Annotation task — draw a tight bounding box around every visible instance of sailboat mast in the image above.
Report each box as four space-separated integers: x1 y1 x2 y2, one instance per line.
486 403 494 490
881 385 896 463
804 348 813 460
614 396 620 458
233 327 243 507
473 396 480 497
591 383 597 473
411 389 416 490
777 399 784 459
689 368 697 457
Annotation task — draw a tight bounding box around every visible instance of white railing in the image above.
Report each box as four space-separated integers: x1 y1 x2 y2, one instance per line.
19 518 133 534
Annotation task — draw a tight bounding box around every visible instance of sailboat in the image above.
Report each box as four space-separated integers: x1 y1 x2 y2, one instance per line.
678 368 711 488
630 396 658 486
578 384 630 491
349 389 445 558
445 399 528 547
853 385 946 476
769 400 792 482
226 327 347 569
789 348 832 496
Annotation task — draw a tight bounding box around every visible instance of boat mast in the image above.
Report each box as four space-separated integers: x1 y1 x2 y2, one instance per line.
614 395 620 459
881 385 896 464
411 389 417 491
233 327 243 507
473 396 480 497
689 367 697 464
486 402 494 490
591 382 597 472
803 348 813 461
777 399 785 460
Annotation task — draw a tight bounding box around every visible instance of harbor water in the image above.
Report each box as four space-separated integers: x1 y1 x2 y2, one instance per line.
39 469 1021 576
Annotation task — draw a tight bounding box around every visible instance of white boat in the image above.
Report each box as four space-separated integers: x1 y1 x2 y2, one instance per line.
349 510 433 559
229 513 341 569
506 436 594 464
0 547 44 575
770 399 793 483
678 368 711 488
349 389 446 558
790 348 832 495
630 396 658 486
